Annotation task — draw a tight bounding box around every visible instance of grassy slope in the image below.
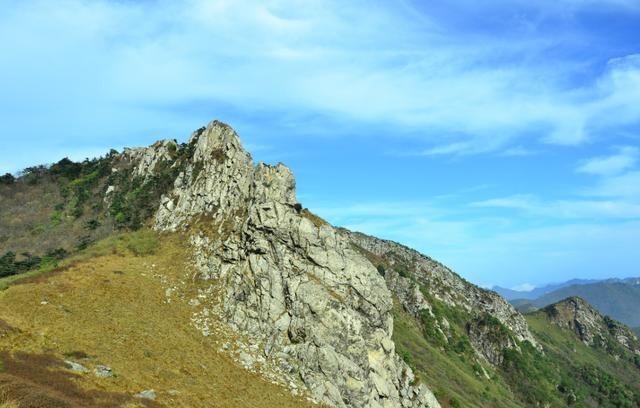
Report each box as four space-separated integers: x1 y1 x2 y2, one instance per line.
0 232 316 408
392 301 522 408
526 312 640 407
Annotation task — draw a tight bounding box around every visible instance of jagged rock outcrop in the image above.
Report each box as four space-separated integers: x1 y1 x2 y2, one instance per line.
122 139 177 179
465 316 518 365
342 230 538 363
140 121 441 408
542 296 640 353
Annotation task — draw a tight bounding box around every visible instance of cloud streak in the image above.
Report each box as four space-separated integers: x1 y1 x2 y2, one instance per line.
577 146 639 176
1 0 639 169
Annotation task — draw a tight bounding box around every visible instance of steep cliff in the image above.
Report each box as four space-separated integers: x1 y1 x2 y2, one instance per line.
147 121 439 408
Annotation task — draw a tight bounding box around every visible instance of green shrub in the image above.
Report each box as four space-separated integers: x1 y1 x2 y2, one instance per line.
50 157 82 179
393 265 409 278
50 210 63 226
0 251 44 278
0 173 15 185
77 236 94 251
453 337 471 354
38 256 58 272
124 231 160 256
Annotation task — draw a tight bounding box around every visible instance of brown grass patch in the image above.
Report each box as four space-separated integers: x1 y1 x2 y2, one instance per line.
301 209 328 228
0 319 16 336
0 352 162 408
0 232 317 408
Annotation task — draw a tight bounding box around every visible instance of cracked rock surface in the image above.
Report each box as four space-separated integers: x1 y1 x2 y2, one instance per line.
145 121 440 408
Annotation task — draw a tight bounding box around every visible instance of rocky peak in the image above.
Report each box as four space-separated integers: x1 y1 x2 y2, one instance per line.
543 297 640 352
133 120 442 408
155 120 285 231
122 139 177 179
189 120 251 165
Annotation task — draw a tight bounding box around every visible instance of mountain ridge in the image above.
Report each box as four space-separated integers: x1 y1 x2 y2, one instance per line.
508 279 640 328
1 119 639 407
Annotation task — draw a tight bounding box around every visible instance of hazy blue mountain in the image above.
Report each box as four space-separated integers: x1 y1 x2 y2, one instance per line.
493 278 601 300
508 278 640 327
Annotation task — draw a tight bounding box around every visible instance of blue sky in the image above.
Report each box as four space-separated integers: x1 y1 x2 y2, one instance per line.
1 0 639 289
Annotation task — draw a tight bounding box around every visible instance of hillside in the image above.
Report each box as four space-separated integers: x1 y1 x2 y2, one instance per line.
1 120 639 408
510 280 640 328
0 231 316 408
525 298 640 406
345 231 640 407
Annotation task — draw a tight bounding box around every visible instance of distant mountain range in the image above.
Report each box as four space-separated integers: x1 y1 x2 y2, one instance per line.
493 279 602 300
496 278 640 328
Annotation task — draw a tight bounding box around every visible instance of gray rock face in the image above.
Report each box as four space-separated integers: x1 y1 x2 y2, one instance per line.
122 140 177 180
149 121 440 408
342 230 538 363
466 317 517 365
542 296 640 353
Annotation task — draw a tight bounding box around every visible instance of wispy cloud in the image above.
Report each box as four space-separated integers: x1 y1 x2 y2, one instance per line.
577 145 639 176
1 0 639 165
417 142 475 156
471 194 640 219
585 171 640 199
499 146 537 157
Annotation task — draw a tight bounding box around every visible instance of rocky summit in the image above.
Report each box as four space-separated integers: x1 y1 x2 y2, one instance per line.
130 121 440 408
541 296 640 353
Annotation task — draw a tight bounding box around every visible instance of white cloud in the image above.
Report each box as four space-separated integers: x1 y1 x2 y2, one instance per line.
577 146 639 176
418 142 475 156
511 283 536 292
471 194 640 219
1 0 639 159
586 171 640 199
500 146 537 157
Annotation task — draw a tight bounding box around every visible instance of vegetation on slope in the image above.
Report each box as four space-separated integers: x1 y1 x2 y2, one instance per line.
526 311 640 407
372 248 640 407
0 135 201 282
392 301 522 408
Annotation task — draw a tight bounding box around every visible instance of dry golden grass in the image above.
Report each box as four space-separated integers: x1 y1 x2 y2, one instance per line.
0 232 317 408
301 209 327 228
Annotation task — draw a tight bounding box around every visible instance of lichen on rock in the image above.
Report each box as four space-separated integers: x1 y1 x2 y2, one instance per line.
150 120 440 408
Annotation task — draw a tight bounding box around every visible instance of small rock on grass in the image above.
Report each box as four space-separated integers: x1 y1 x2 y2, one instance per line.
64 360 89 373
94 365 114 378
135 389 157 400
